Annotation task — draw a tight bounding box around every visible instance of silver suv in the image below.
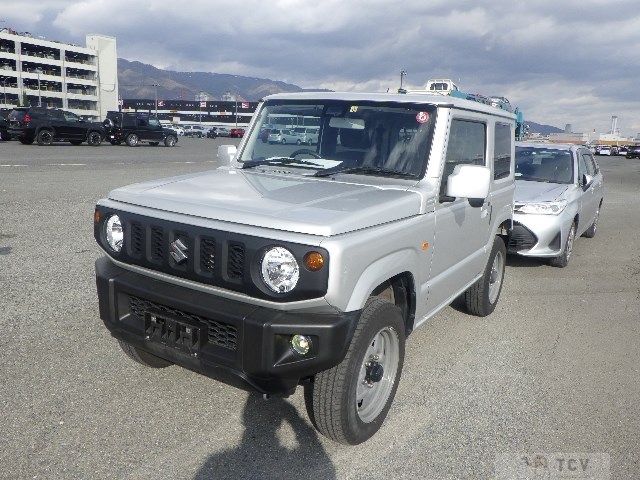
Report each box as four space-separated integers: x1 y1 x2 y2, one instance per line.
94 91 519 445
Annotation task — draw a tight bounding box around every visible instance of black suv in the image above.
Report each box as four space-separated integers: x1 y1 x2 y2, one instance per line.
103 111 178 147
625 146 640 159
7 107 104 146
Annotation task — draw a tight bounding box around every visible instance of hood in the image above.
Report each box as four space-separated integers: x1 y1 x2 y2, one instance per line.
514 180 569 202
107 168 423 236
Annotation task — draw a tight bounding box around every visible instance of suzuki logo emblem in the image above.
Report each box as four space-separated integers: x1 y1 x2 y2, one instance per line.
170 238 188 264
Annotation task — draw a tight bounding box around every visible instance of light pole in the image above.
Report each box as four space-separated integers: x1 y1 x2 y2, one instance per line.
152 83 159 116
400 70 407 89
35 68 42 107
235 94 238 128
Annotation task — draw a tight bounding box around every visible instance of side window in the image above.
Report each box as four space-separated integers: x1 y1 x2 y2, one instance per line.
64 111 80 122
441 119 486 195
584 152 599 174
580 152 596 176
578 154 589 185
494 123 512 180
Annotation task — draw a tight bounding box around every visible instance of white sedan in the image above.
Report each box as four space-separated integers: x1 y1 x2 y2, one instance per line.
509 142 604 267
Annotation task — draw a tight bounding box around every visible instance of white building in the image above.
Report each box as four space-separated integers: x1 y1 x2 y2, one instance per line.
0 28 117 120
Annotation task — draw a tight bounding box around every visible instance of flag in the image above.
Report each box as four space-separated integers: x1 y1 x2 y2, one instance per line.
157 100 164 107
200 101 206 108
241 102 249 109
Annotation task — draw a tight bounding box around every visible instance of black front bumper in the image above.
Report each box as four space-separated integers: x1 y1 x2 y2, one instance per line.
96 257 359 395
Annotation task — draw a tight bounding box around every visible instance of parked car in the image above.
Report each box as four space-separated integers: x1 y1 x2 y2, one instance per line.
616 146 628 156
267 128 290 144
169 125 185 136
103 111 178 147
291 127 319 145
215 127 231 137
230 128 245 138
509 142 604 267
625 146 640 159
259 128 272 143
183 125 206 137
597 145 611 156
206 127 218 138
7 106 104 146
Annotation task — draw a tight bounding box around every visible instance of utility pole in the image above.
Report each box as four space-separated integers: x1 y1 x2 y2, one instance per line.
235 94 238 128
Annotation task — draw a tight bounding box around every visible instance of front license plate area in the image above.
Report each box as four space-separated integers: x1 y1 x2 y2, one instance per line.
144 310 202 355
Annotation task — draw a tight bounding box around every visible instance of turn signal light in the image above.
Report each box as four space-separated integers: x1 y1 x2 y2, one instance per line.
304 251 325 271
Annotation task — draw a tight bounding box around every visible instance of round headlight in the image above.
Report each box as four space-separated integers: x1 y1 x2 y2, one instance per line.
104 214 123 253
261 247 299 293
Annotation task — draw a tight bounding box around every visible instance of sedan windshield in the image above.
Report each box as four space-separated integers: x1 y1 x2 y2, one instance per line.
515 147 574 184
238 99 437 179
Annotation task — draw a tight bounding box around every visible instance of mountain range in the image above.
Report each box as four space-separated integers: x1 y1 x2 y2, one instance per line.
117 58 561 132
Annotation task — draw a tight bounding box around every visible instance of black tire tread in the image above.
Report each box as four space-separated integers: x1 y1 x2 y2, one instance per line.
465 236 506 316
306 298 404 445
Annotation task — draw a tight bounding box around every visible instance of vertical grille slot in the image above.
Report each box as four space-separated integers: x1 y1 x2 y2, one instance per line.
150 226 164 262
129 222 143 256
200 237 216 273
227 242 245 280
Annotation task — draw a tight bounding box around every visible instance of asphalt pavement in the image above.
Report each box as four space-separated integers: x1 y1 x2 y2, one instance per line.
1 137 639 479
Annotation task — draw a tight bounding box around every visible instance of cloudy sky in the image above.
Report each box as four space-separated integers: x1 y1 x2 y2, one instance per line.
3 0 640 136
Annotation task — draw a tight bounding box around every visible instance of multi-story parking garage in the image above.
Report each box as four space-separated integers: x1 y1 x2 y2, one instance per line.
0 28 118 120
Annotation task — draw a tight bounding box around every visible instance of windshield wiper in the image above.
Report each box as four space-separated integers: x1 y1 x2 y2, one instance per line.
242 157 326 169
314 165 416 178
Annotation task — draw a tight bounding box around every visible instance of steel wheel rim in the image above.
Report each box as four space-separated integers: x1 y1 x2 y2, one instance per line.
356 326 400 423
488 249 504 304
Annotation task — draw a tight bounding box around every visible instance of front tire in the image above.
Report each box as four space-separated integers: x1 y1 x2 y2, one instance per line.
164 135 177 147
465 236 506 316
117 340 172 368
36 129 53 146
87 131 102 146
125 133 139 147
305 298 405 445
549 222 576 268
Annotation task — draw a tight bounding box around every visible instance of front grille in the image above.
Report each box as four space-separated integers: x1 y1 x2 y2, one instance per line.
95 207 330 302
129 296 237 351
509 222 538 251
121 216 247 288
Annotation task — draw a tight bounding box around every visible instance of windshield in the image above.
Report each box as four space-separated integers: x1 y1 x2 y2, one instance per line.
238 99 437 178
515 146 574 184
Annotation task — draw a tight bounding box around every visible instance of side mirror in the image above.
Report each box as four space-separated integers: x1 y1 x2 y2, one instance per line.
217 145 237 164
446 164 491 205
582 173 593 190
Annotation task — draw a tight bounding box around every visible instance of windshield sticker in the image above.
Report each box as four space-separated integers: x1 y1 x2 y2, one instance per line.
416 111 430 124
349 106 359 113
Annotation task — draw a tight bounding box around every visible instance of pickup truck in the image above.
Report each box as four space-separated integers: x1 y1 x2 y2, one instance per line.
94 90 518 445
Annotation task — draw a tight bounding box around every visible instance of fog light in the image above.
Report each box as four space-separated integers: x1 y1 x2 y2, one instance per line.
290 335 312 356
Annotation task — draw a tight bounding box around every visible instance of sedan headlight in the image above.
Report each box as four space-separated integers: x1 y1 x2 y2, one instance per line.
261 247 299 293
104 214 123 252
515 200 568 215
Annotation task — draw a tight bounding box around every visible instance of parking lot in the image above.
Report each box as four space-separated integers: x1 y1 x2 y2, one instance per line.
1 137 639 479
